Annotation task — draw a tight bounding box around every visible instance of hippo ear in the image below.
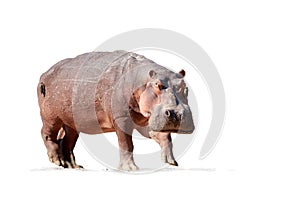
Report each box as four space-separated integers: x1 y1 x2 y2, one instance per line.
149 70 157 78
178 69 185 77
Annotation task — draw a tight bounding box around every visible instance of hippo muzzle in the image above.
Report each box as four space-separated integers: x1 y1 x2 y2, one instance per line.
148 103 195 134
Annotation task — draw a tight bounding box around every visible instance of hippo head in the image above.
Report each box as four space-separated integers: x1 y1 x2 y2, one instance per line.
129 69 195 134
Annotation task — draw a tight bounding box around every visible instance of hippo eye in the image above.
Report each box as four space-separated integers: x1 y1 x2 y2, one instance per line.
154 82 160 88
155 83 168 90
154 82 166 90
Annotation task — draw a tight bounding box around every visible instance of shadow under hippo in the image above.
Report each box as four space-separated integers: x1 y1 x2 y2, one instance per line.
37 50 195 170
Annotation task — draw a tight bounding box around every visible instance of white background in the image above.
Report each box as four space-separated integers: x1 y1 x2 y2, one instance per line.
0 0 300 199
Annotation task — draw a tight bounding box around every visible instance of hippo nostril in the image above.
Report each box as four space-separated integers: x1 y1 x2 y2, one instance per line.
165 110 177 119
177 113 182 120
165 110 171 117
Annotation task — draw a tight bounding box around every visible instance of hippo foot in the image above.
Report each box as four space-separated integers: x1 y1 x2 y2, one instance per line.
50 158 83 169
48 152 83 169
48 155 63 167
61 152 83 169
119 161 139 171
61 160 83 169
166 159 178 166
162 153 178 166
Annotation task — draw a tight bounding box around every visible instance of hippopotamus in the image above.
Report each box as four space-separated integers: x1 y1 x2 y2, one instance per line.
37 50 195 170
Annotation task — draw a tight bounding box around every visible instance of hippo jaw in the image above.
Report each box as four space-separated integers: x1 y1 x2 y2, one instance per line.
148 104 195 134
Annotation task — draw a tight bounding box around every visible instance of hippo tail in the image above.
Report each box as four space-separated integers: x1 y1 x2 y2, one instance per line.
37 79 47 111
40 82 46 97
37 75 46 99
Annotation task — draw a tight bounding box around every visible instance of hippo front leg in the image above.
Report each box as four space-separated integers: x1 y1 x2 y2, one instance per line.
151 132 178 166
116 128 139 171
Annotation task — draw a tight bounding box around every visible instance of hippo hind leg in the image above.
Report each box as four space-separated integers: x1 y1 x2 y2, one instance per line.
41 119 64 167
58 125 82 169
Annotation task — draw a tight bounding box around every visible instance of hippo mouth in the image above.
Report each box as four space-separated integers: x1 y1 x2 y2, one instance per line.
153 129 194 134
